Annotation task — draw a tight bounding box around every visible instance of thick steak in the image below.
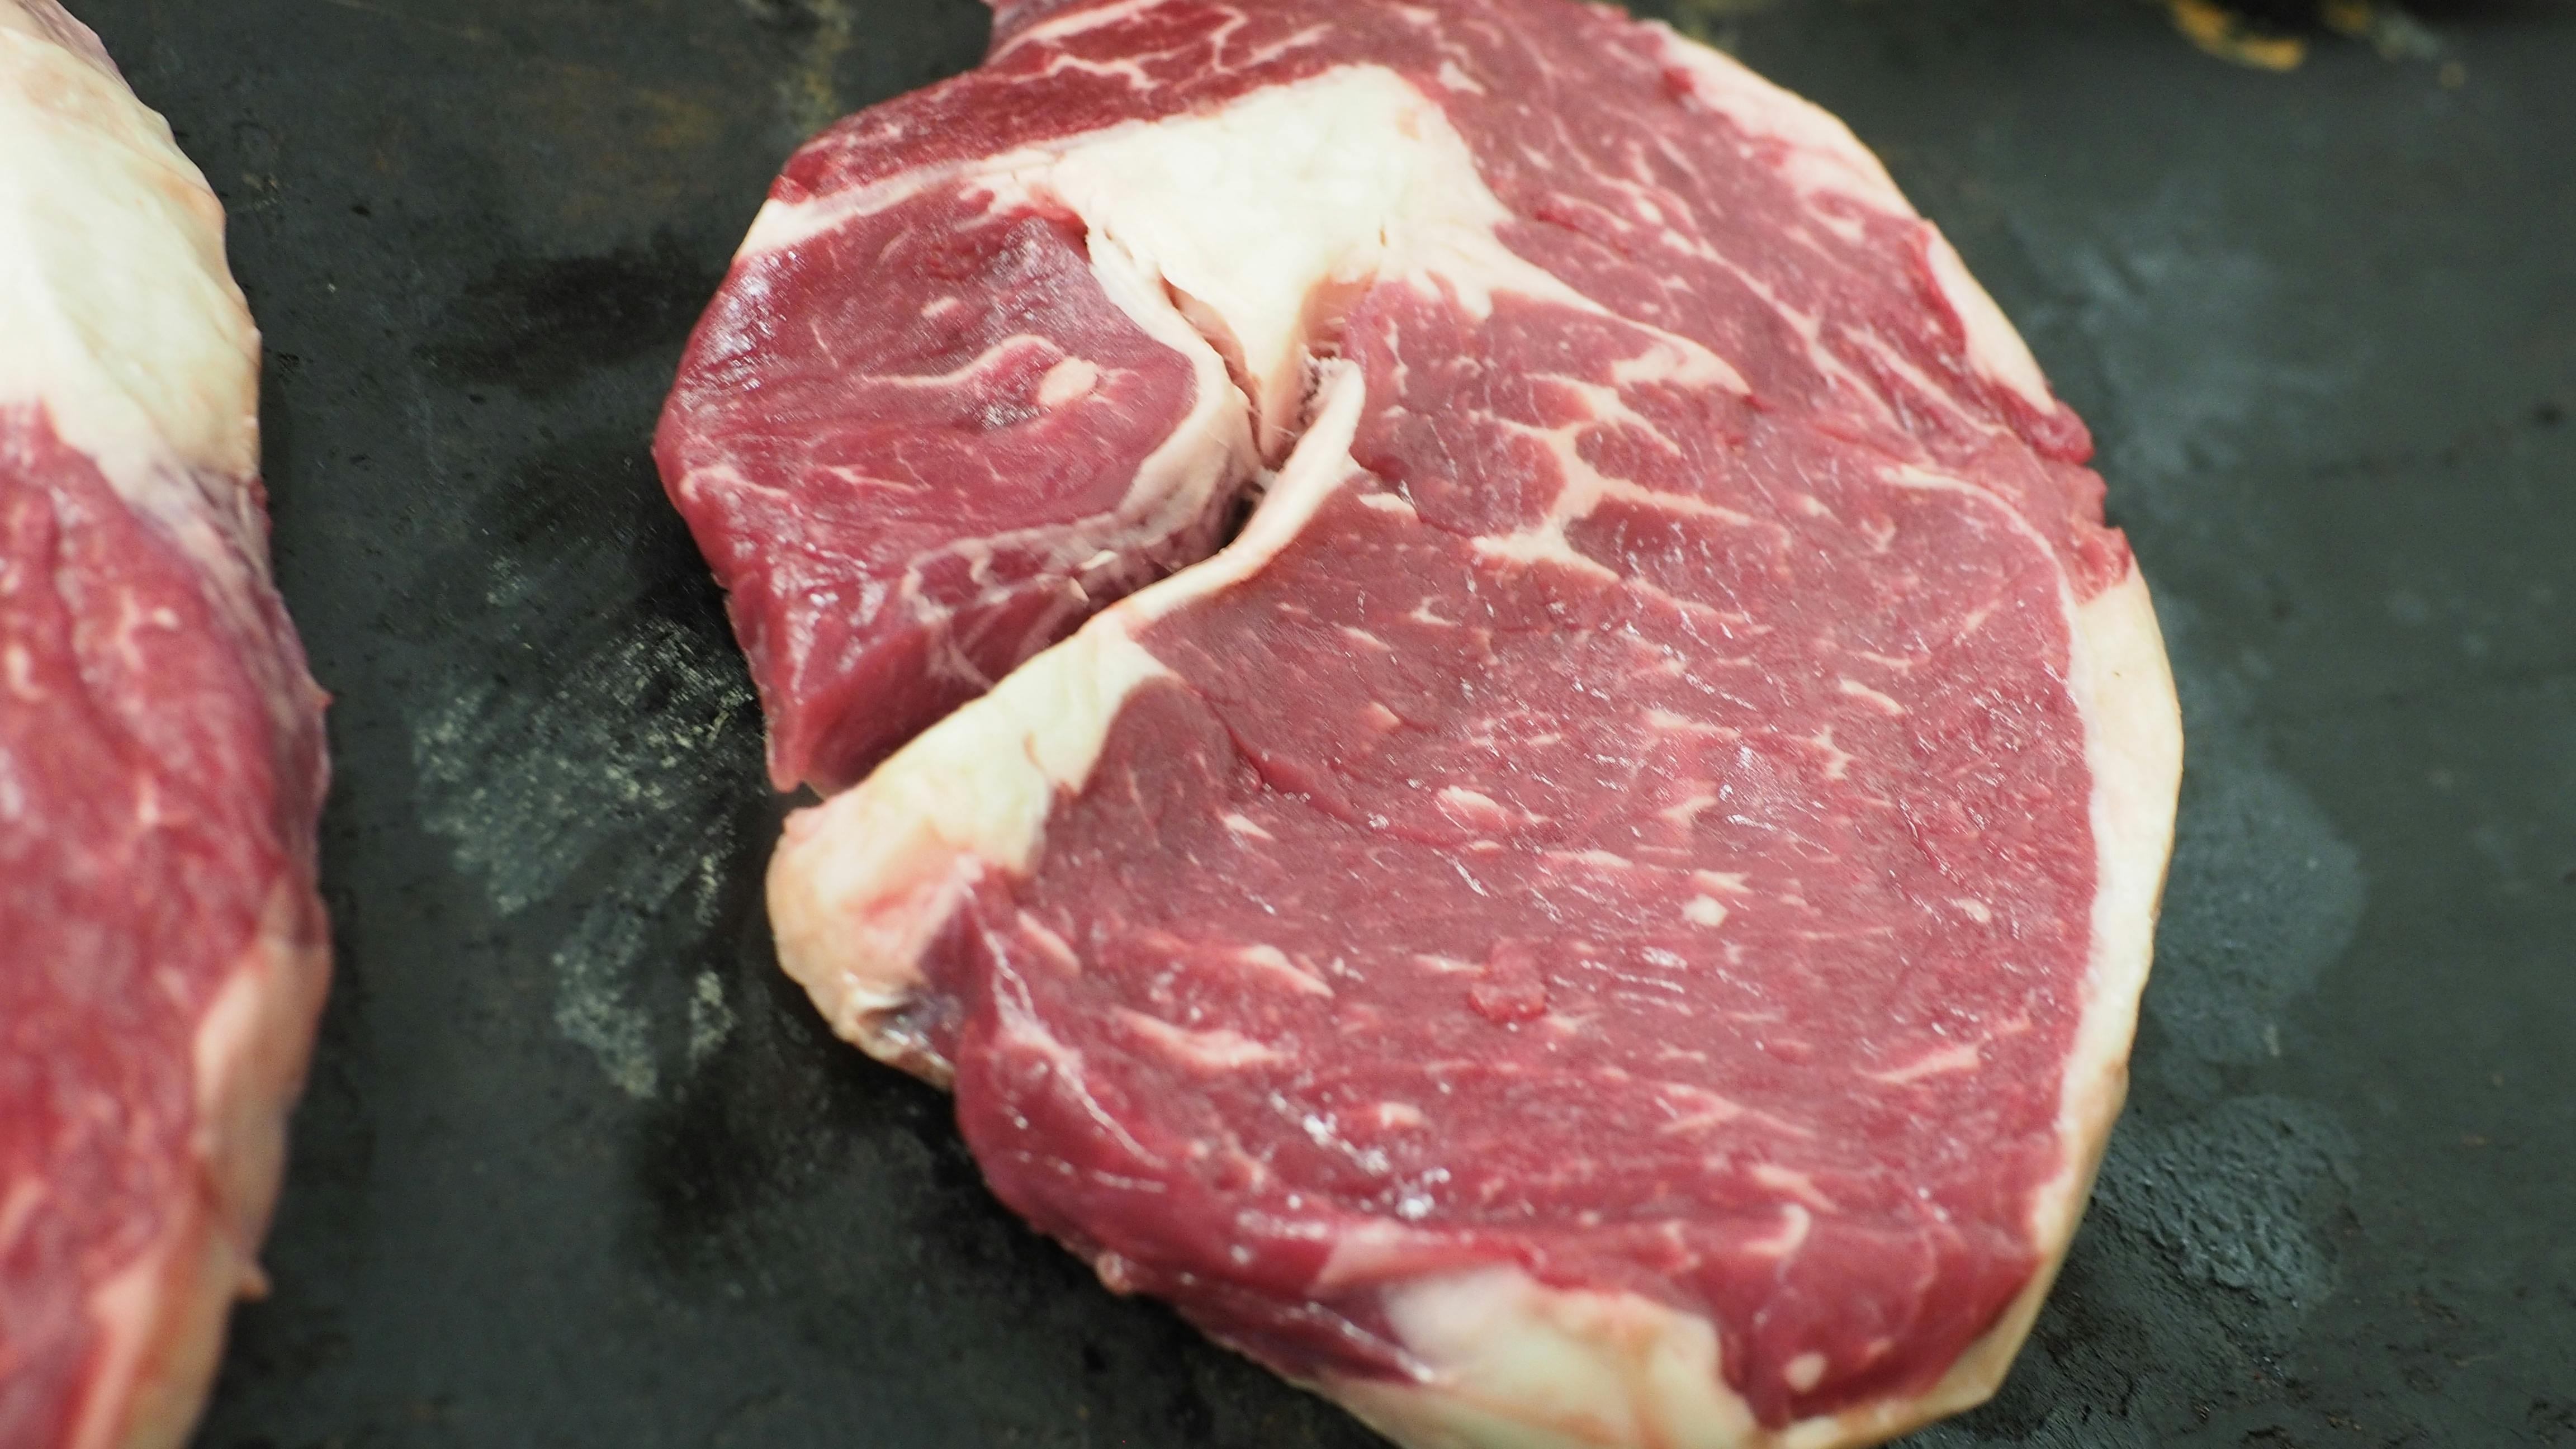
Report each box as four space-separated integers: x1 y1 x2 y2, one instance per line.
660 1 2183 1445
0 6 330 1446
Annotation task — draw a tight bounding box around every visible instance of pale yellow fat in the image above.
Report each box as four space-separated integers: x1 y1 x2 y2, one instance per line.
0 8 258 497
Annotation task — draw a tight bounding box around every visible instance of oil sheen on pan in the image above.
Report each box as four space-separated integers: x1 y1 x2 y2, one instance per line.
0 4 332 1447
655 1 2185 1445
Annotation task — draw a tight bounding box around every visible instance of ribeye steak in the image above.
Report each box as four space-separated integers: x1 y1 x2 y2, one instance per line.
0 5 330 1446
658 1 2182 1445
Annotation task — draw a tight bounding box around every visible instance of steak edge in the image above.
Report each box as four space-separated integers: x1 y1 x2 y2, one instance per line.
0 6 330 1446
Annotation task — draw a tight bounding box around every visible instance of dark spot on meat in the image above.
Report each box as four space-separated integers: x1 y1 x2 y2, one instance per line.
418 232 722 397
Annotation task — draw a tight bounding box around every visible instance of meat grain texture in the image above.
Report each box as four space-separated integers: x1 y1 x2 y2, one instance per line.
657 1 2184 1445
0 4 330 1446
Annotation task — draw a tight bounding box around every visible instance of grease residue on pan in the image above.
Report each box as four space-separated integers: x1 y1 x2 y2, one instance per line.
408 512 766 1098
2145 625 2366 1103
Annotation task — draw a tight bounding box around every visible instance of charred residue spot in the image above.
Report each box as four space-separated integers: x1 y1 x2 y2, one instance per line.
419 233 722 397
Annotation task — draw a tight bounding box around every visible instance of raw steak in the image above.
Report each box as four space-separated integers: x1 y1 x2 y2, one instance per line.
0 6 330 1446
659 1 2183 1444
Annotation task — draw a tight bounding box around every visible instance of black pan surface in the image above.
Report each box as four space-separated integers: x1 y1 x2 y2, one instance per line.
69 0 2576 1443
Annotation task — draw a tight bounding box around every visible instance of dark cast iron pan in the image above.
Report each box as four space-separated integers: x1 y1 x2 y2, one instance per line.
66 0 2576 1443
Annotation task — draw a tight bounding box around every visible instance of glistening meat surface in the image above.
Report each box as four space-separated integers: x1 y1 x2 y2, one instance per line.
660 2 2184 1445
0 6 329 1447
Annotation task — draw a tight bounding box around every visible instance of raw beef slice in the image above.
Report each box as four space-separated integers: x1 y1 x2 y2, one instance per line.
657 1 2183 1445
0 6 330 1447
